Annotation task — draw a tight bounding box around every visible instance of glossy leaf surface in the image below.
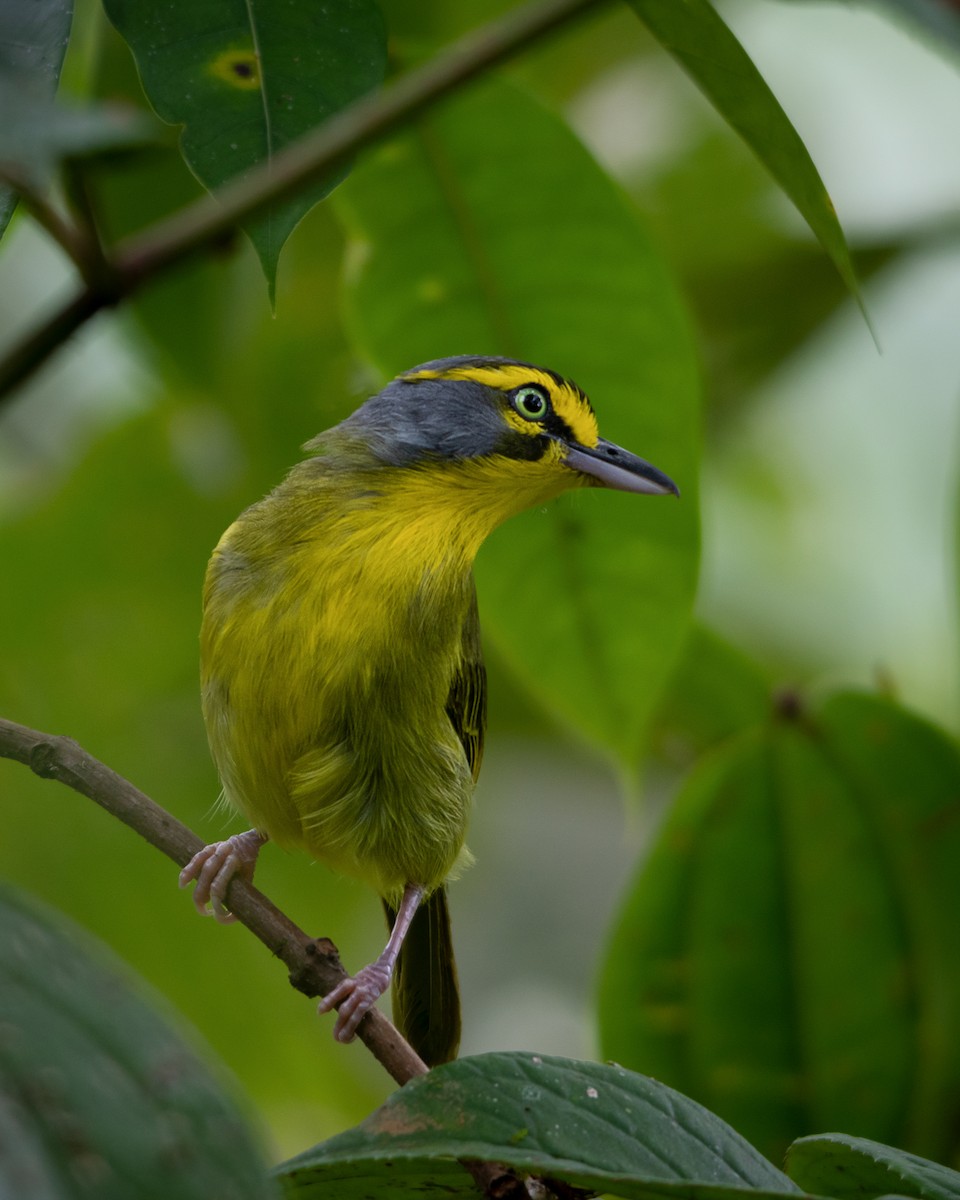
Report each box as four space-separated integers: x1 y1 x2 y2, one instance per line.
0 884 274 1200
280 1052 798 1199
336 80 700 763
102 0 387 295
599 690 960 1163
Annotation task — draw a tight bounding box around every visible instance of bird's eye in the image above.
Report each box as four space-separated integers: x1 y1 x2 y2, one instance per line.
512 386 549 421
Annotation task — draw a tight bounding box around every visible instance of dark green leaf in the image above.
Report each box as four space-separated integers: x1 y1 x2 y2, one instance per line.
625 0 861 305
0 884 275 1200
336 80 700 763
600 728 806 1156
814 692 960 1154
0 0 74 236
599 690 960 1163
0 0 72 80
101 0 387 297
279 1052 799 1200
786 1134 960 1200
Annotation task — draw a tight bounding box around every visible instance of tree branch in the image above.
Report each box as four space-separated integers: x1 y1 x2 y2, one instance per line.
0 0 608 404
0 716 545 1198
0 716 427 1088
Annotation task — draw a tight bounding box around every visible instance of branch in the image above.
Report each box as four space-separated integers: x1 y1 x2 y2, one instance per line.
0 716 426 1087
0 716 543 1199
0 0 608 403
0 172 98 282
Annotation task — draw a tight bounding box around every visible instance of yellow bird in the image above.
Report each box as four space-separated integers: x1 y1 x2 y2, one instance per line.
180 356 677 1066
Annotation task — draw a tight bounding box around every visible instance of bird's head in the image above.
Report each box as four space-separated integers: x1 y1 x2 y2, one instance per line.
327 356 678 505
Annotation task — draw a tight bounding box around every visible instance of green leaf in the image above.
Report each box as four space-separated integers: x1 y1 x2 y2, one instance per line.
813 692 960 1154
625 0 860 305
336 80 700 763
0 0 74 237
649 623 771 768
0 883 275 1200
0 78 149 190
101 0 387 297
600 728 806 1157
279 1052 799 1200
599 690 960 1164
786 1134 960 1200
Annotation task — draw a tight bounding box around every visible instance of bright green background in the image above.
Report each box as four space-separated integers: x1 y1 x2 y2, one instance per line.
2 0 960 1174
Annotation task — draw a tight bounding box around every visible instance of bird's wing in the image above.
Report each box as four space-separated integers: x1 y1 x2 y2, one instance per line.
445 584 487 782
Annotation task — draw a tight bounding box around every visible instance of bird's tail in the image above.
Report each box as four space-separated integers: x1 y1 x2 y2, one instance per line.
383 885 461 1067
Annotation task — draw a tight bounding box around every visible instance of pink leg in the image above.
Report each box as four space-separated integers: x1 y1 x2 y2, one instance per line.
178 829 267 924
318 883 424 1043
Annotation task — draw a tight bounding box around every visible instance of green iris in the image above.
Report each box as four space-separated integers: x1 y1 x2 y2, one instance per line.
512 385 549 420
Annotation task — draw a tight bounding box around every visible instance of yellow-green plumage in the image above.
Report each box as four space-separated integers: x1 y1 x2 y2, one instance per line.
189 357 677 1065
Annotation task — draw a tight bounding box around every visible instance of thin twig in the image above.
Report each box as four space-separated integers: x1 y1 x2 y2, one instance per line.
0 717 427 1087
0 173 96 280
0 716 546 1198
0 0 608 404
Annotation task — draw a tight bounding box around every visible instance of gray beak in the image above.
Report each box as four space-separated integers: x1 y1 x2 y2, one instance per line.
563 437 679 497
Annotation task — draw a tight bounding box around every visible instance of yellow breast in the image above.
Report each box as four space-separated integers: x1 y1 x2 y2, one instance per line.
200 453 572 900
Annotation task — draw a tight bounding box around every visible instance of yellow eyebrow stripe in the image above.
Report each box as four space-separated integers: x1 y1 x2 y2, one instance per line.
405 364 554 392
401 363 599 449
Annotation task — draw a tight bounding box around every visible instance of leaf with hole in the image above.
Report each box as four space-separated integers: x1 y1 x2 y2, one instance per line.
102 0 387 297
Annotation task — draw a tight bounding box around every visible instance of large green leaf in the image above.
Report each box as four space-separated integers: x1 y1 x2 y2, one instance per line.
599 690 960 1164
0 884 275 1200
279 1052 799 1199
786 1134 960 1200
814 692 960 1154
102 0 387 296
0 0 74 237
336 80 700 764
626 0 860 304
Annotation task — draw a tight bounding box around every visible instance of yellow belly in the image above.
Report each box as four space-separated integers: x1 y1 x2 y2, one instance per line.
199 496 477 903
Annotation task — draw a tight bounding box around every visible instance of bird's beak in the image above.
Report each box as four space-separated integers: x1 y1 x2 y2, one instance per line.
562 437 679 497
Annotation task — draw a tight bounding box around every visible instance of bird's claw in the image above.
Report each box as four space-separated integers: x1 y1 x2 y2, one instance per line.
179 830 264 924
318 962 392 1043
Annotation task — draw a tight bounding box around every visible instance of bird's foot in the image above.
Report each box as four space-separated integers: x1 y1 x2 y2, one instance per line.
178 829 266 924
318 960 393 1043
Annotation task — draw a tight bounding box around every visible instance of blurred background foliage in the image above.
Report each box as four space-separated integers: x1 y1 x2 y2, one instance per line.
2 0 960 1172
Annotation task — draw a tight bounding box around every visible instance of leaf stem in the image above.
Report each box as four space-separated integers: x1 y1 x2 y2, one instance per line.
0 0 609 405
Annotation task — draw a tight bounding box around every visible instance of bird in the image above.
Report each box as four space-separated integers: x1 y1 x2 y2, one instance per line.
179 355 678 1066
